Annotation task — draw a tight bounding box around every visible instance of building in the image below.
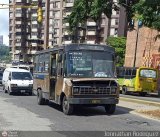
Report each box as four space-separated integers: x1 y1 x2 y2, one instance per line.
125 26 160 70
9 0 46 63
47 0 127 47
9 0 127 63
0 35 3 45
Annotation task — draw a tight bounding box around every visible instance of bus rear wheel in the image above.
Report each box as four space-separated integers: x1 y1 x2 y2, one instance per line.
158 91 160 98
139 92 147 97
37 89 45 105
62 96 73 115
104 104 116 114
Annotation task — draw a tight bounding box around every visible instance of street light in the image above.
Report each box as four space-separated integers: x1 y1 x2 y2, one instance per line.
133 20 143 67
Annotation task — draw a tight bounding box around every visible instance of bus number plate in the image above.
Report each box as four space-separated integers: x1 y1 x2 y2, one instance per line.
91 100 101 104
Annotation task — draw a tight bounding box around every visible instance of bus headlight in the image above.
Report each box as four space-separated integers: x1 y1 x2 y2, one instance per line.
111 88 116 94
73 87 79 94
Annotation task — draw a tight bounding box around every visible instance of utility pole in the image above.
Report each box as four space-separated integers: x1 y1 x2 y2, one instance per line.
44 0 50 49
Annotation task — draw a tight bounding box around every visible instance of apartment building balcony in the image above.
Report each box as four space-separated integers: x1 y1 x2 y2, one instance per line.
87 31 96 35
63 31 69 35
31 35 38 39
64 2 73 8
87 41 95 44
31 28 37 32
16 28 21 32
16 0 23 2
29 50 37 54
31 43 38 47
31 21 37 25
15 50 20 54
32 13 37 17
87 21 96 26
15 14 22 18
64 23 69 27
15 43 21 47
63 40 72 44
16 21 22 25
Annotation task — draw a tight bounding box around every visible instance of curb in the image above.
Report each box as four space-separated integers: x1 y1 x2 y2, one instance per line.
120 97 160 107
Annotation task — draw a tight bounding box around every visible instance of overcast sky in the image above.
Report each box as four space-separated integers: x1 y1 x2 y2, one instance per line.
0 0 9 45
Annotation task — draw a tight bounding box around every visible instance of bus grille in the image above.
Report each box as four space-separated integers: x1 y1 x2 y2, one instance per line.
73 86 116 95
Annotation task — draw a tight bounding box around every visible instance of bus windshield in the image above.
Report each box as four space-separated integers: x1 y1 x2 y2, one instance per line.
140 69 157 78
66 51 115 78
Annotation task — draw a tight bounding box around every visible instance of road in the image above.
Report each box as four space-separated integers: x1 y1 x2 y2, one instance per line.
120 94 160 103
0 86 160 137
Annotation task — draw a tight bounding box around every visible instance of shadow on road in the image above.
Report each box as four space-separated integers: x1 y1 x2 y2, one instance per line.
48 101 133 116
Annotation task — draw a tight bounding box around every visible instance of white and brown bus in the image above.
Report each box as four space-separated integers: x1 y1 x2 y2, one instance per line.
33 44 119 115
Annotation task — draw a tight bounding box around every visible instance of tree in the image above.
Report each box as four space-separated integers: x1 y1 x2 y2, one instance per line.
106 37 126 66
0 45 11 63
132 0 160 31
66 0 115 43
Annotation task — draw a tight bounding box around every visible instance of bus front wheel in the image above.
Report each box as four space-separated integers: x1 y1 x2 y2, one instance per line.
62 96 73 115
122 86 128 95
104 104 116 114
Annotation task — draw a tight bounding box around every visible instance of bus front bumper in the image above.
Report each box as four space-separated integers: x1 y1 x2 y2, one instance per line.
68 97 119 105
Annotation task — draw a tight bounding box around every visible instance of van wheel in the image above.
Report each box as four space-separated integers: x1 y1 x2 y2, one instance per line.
105 104 116 115
62 96 73 115
8 88 12 95
28 92 32 96
3 86 7 93
37 89 45 105
122 86 128 95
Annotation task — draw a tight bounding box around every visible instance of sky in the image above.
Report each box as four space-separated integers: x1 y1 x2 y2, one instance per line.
0 0 9 46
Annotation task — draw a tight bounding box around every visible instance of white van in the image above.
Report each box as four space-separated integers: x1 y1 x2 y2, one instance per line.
2 68 33 95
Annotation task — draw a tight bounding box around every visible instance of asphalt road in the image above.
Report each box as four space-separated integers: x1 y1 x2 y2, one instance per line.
120 93 160 103
0 86 160 137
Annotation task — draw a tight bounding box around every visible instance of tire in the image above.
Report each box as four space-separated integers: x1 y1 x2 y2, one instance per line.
28 92 33 96
122 86 128 95
104 104 116 115
3 86 7 93
62 96 73 115
8 88 12 95
157 91 160 98
37 89 45 105
139 92 147 97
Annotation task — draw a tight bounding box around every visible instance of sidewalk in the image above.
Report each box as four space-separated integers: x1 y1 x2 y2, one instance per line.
118 99 160 121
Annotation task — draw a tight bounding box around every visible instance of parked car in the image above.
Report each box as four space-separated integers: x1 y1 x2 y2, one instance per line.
2 68 33 95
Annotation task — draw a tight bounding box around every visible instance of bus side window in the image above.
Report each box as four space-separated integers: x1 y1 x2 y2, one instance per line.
57 54 63 76
51 54 56 76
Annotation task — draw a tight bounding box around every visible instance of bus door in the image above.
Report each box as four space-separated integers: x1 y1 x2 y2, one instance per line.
50 53 57 100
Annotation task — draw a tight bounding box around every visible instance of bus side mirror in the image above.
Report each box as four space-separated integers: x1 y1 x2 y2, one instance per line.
58 54 62 62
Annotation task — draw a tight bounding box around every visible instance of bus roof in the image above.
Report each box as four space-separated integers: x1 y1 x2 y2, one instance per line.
35 44 115 55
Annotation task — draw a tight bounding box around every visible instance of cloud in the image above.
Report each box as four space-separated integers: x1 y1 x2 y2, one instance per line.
0 0 9 45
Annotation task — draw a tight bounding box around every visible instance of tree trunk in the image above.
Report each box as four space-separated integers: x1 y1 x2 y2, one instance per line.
95 18 101 44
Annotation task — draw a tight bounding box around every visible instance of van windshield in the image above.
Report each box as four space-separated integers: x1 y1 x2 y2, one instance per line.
12 72 32 80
